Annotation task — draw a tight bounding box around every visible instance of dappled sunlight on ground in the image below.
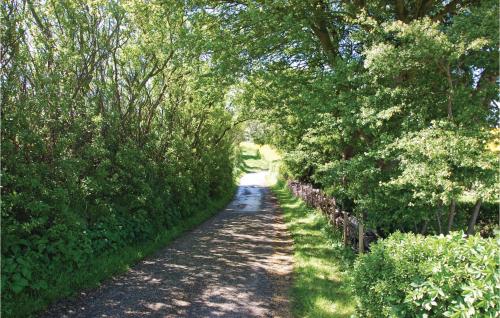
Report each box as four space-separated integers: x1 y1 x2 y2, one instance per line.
272 181 356 318
41 173 293 318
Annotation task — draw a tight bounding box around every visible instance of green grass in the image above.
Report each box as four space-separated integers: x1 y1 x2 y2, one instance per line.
271 180 356 318
237 142 356 317
235 142 271 174
13 191 235 318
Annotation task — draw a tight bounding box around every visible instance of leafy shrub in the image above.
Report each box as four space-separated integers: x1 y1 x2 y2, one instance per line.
352 232 499 317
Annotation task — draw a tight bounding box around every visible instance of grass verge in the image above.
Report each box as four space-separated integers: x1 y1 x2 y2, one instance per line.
271 179 356 318
15 190 235 318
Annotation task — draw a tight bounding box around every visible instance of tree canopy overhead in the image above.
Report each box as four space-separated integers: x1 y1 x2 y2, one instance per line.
1 0 498 316
191 0 499 233
1 1 240 314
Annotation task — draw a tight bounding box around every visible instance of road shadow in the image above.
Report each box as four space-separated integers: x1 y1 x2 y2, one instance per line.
40 183 293 318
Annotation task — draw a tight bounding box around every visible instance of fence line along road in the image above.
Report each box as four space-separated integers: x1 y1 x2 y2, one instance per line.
286 180 378 252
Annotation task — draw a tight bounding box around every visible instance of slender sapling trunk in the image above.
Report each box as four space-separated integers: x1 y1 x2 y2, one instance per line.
446 199 456 234
466 198 482 235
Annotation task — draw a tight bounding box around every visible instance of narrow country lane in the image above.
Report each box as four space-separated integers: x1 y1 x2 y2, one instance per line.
40 172 293 318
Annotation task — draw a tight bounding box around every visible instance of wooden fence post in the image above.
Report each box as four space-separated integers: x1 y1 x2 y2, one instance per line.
343 211 348 247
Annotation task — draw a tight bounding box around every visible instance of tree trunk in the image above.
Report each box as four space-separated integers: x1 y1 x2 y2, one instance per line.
420 220 428 235
358 219 364 254
310 0 338 65
445 63 454 120
446 199 456 234
343 211 348 247
435 209 443 234
395 0 408 22
466 199 482 235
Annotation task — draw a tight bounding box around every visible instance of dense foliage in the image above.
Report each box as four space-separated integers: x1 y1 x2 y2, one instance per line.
1 1 239 315
352 232 499 317
197 0 499 234
1 0 499 317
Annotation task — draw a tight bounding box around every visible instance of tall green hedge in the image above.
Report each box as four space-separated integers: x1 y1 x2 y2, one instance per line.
1 1 238 316
352 232 499 317
1 141 236 316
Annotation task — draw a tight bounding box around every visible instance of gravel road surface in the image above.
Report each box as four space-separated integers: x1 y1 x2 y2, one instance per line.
41 172 293 318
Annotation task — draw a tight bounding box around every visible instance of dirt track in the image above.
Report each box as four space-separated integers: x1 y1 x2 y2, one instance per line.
41 172 293 318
